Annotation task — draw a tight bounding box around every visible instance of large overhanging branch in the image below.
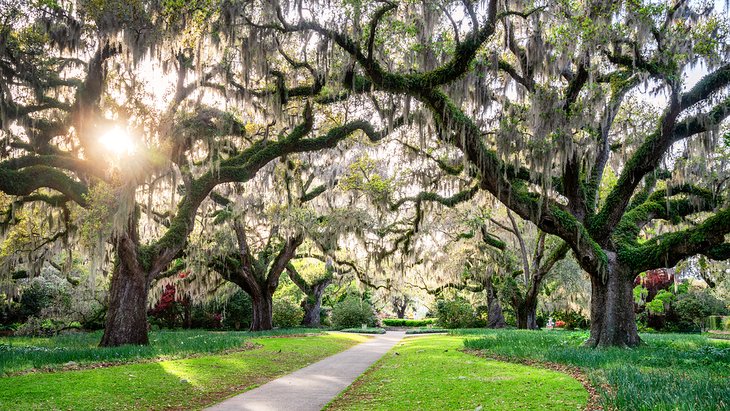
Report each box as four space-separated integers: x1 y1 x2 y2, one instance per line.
592 64 730 243
150 107 400 277
622 207 730 274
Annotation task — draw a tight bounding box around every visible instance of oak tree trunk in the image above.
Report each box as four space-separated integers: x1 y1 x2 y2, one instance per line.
516 298 538 330
250 292 274 331
100 262 150 346
301 282 328 327
586 258 641 347
486 279 506 328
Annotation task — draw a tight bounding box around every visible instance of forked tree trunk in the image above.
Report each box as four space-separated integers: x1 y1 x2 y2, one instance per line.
250 291 274 331
393 299 408 319
585 258 641 347
100 262 150 346
301 281 329 327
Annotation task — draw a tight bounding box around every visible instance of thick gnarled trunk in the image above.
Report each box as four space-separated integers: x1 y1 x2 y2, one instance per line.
250 291 274 331
100 262 150 346
516 299 538 330
100 216 152 347
586 260 641 347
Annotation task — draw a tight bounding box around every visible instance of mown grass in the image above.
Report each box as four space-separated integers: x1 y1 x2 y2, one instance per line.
0 328 323 375
326 335 588 411
459 329 730 411
0 332 367 410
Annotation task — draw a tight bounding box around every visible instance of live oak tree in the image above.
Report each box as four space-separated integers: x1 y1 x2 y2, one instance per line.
242 0 730 347
286 257 333 326
203 158 331 331
0 0 394 345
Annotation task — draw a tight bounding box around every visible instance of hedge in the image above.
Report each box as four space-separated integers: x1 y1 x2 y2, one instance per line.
382 318 436 327
340 327 386 334
404 327 447 334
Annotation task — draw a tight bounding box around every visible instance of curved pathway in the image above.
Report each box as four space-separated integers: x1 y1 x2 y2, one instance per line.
205 331 405 411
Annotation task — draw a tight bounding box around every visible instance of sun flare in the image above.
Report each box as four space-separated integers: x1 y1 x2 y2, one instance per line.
99 126 136 156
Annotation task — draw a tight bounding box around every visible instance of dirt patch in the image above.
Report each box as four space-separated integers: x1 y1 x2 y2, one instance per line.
7 342 262 377
463 350 608 411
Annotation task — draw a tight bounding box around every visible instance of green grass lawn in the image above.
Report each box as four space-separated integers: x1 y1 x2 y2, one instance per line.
0 328 322 375
0 332 367 410
326 335 588 411
460 329 730 411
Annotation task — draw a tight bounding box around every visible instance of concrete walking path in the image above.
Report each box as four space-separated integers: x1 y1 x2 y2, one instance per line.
205 331 406 411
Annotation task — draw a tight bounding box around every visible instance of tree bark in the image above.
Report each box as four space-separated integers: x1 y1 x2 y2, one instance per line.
585 256 641 347
301 281 328 327
99 215 152 347
516 300 538 330
99 260 150 346
486 279 506 328
250 291 274 331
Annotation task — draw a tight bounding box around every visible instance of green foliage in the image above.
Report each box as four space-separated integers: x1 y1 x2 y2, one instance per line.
330 294 375 329
706 316 730 332
636 281 727 332
273 298 304 328
340 327 385 334
339 155 394 203
674 289 728 331
381 318 436 327
14 317 81 337
462 329 730 411
435 298 475 329
404 327 447 335
551 309 590 330
190 290 252 330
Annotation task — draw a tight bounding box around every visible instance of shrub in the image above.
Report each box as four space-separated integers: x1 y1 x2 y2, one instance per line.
340 327 385 334
14 317 81 337
273 299 304 328
435 298 474 329
330 294 375 329
673 289 728 331
552 309 589 330
382 318 436 327
405 327 447 334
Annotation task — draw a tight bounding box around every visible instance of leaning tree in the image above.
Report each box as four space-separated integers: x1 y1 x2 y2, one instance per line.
242 0 730 346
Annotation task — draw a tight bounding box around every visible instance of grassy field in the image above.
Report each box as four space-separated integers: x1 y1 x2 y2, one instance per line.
0 332 367 410
460 329 730 411
0 328 322 375
326 335 588 411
